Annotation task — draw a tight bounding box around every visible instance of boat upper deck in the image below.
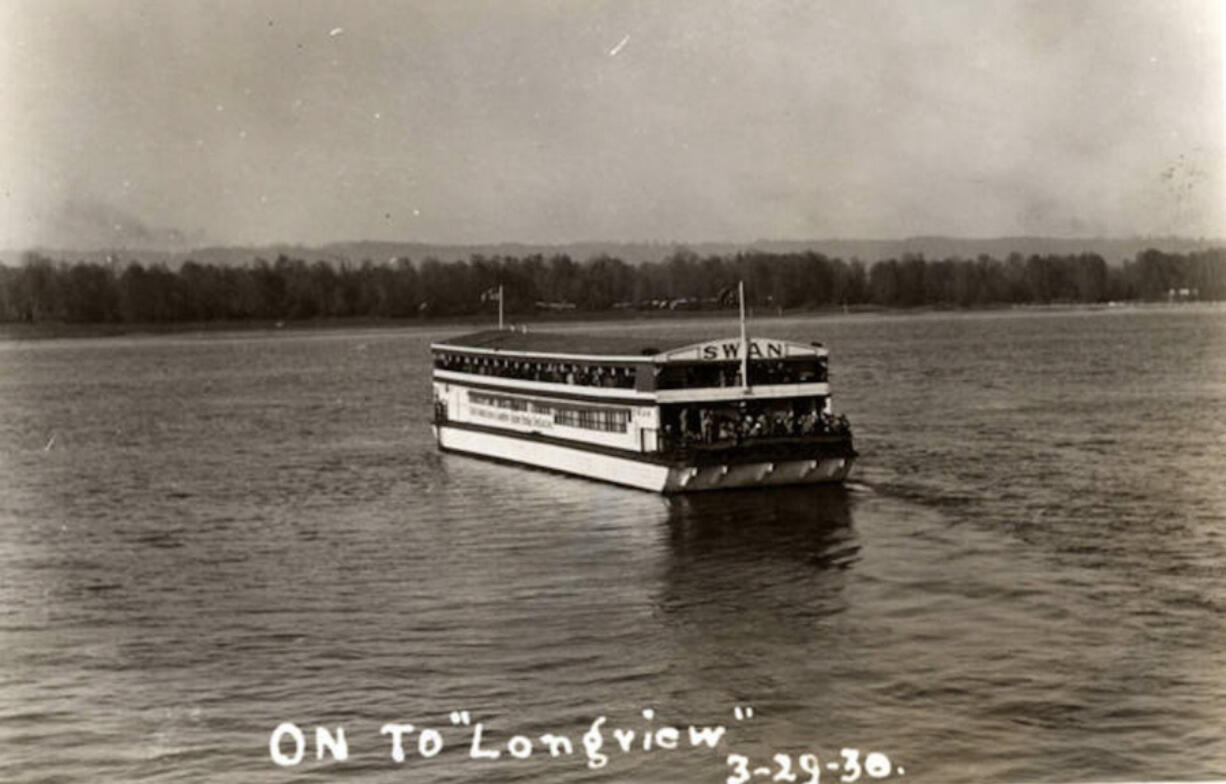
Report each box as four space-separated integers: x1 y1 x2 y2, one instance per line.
432 329 826 363
433 329 694 361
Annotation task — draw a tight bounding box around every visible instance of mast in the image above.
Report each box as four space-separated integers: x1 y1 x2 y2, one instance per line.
498 284 504 330
739 280 749 390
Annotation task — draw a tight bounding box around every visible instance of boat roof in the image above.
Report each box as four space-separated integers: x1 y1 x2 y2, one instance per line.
435 329 688 358
433 329 825 362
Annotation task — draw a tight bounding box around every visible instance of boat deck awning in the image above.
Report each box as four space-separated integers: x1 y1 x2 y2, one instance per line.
433 330 825 363
434 329 688 358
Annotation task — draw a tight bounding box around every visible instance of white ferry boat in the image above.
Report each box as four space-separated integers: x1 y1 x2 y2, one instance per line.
430 323 856 493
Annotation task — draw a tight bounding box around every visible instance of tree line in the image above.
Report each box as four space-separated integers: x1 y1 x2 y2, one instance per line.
1 247 1223 324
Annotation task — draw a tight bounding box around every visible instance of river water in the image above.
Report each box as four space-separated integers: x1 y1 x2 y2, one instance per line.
1 306 1223 783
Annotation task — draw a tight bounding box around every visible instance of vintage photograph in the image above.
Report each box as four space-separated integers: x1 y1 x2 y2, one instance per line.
1 2 1223 782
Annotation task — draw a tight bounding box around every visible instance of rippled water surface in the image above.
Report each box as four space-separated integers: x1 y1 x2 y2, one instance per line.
1 306 1224 783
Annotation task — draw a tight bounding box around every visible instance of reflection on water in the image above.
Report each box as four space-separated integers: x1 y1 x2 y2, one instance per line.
0 307 1224 783
665 486 857 568
660 487 860 664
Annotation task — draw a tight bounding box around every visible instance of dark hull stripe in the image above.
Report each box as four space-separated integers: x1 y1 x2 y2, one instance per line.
435 419 856 468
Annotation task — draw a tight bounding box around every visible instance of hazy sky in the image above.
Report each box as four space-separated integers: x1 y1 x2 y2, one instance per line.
1 0 1222 248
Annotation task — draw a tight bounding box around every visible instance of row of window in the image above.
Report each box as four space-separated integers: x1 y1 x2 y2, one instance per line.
468 391 631 433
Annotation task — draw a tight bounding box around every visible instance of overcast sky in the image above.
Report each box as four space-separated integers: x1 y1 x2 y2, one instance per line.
1 0 1222 249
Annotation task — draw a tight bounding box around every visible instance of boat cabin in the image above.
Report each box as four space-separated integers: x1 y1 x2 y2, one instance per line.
431 329 848 459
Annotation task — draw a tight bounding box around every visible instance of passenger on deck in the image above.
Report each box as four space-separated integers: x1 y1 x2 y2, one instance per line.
773 412 789 436
748 415 764 438
822 412 837 433
678 407 692 441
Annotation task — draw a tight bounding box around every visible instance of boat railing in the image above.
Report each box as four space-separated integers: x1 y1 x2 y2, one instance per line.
434 354 638 389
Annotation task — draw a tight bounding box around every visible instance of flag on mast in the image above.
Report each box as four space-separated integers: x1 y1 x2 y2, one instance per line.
481 285 505 329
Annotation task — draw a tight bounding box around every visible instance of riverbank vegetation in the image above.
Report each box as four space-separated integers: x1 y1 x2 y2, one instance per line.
1 248 1222 324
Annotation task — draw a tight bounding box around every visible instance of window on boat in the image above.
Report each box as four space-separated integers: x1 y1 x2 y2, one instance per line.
654 357 828 389
467 391 631 433
552 405 631 432
750 357 828 385
655 361 741 389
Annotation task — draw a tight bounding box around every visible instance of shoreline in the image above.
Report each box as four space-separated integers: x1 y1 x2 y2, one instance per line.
0 300 1218 342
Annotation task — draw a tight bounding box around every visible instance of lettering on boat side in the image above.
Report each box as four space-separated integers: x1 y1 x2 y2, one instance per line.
678 339 801 361
266 706 905 780
468 402 555 430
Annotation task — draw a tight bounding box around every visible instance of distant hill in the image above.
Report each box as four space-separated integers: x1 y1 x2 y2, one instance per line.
3 235 1222 268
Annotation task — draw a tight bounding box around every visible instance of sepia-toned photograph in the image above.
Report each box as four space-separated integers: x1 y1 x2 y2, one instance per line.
1 2 1223 782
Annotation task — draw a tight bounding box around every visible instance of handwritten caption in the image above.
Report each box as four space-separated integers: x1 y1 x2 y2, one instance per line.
268 706 904 782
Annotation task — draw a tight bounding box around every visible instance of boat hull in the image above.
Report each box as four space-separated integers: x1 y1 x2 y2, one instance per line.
434 424 853 493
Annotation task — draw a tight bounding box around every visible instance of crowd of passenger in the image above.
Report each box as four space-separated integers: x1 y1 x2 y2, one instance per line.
752 358 828 385
662 404 851 448
434 353 637 389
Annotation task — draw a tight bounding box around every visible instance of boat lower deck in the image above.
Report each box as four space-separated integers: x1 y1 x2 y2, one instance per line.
435 422 854 492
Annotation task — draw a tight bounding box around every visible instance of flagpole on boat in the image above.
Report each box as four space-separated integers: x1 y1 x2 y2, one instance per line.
739 280 749 391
